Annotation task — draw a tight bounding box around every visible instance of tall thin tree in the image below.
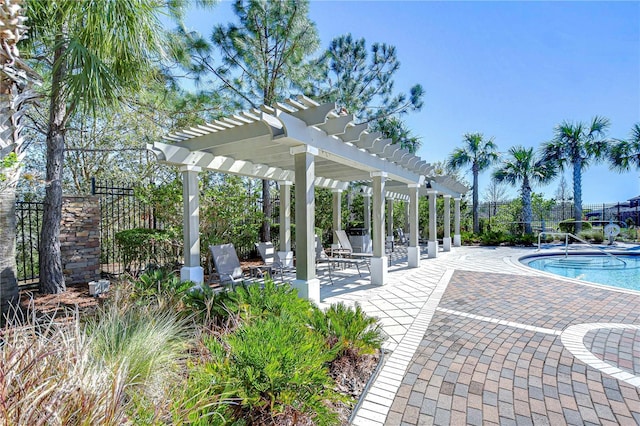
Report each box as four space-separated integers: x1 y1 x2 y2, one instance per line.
493 146 557 234
0 0 41 318
447 133 499 234
25 0 174 293
540 116 610 233
181 0 320 242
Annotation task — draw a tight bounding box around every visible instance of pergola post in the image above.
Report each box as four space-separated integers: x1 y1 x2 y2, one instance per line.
371 172 388 285
443 194 452 251
179 165 203 284
291 146 319 303
386 197 394 243
408 184 420 268
332 189 343 246
454 197 462 247
428 189 438 258
278 181 293 267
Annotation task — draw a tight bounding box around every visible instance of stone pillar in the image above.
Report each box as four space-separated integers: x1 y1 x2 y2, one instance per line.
386 197 394 243
408 184 420 268
428 189 438 258
180 165 203 283
454 197 462 247
278 181 293 267
59 196 101 285
332 189 343 245
371 172 388 285
443 195 452 251
291 146 319 303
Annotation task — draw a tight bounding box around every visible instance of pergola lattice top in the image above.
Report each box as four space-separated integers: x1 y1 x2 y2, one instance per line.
149 95 435 194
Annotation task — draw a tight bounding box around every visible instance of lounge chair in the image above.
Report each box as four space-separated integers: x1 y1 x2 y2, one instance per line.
255 242 294 282
334 229 374 259
209 243 251 289
315 235 369 285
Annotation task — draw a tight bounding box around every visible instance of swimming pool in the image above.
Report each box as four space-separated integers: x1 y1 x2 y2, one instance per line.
522 253 640 291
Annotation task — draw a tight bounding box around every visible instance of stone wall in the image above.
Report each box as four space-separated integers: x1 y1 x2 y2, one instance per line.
60 196 101 284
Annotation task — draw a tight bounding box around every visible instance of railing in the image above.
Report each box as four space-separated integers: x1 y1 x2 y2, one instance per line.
537 232 627 266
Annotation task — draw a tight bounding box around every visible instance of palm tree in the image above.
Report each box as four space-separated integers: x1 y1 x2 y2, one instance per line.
25 0 169 293
0 0 41 320
540 116 610 233
493 146 557 234
447 133 499 233
609 123 640 172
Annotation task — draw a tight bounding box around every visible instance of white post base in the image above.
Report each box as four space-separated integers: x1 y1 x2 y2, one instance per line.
180 266 204 284
277 251 294 268
454 234 462 247
292 278 320 305
408 246 420 268
370 256 388 285
443 237 451 252
428 241 438 258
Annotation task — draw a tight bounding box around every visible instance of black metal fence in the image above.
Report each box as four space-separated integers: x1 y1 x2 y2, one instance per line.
16 200 43 285
91 179 162 276
478 200 640 230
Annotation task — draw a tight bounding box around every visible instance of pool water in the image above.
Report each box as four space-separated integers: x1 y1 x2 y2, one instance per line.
525 254 640 291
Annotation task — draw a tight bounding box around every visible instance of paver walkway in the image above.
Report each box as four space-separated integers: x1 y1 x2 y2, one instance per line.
319 246 640 425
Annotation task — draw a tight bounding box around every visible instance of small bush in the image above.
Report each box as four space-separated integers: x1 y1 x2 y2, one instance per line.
578 230 604 243
310 302 383 355
479 231 507 246
202 315 340 425
558 219 592 233
209 279 317 324
115 228 179 275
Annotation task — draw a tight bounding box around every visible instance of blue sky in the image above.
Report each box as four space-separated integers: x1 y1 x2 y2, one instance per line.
182 1 640 204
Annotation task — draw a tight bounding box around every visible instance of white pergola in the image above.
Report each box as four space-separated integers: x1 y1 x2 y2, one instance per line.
148 96 462 303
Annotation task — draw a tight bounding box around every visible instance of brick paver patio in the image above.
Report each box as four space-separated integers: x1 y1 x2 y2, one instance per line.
320 246 640 425
387 270 640 425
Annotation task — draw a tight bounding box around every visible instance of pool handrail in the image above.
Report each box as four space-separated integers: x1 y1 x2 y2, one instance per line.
537 231 627 266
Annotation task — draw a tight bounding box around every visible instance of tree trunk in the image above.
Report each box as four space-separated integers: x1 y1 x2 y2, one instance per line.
472 165 479 234
39 39 67 294
572 161 582 234
260 178 271 242
0 188 20 323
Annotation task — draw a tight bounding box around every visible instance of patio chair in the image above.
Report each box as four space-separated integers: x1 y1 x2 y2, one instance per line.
209 243 250 289
255 242 295 282
315 235 369 285
334 229 374 259
396 228 408 245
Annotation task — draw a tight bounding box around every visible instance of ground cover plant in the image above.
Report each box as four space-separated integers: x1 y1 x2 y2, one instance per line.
2 273 383 425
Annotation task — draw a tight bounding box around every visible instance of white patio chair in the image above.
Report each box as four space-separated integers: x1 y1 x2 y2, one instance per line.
209 243 249 289
255 242 294 282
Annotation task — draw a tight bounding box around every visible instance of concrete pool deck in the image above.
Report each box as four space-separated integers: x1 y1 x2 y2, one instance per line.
318 245 640 425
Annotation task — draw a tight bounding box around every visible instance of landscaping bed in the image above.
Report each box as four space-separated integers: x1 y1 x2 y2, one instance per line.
5 272 382 425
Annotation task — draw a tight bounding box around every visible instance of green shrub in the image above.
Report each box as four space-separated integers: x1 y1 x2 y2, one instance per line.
203 315 340 425
578 230 604 243
558 219 592 233
209 279 317 324
310 302 383 355
115 228 179 275
479 231 507 246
